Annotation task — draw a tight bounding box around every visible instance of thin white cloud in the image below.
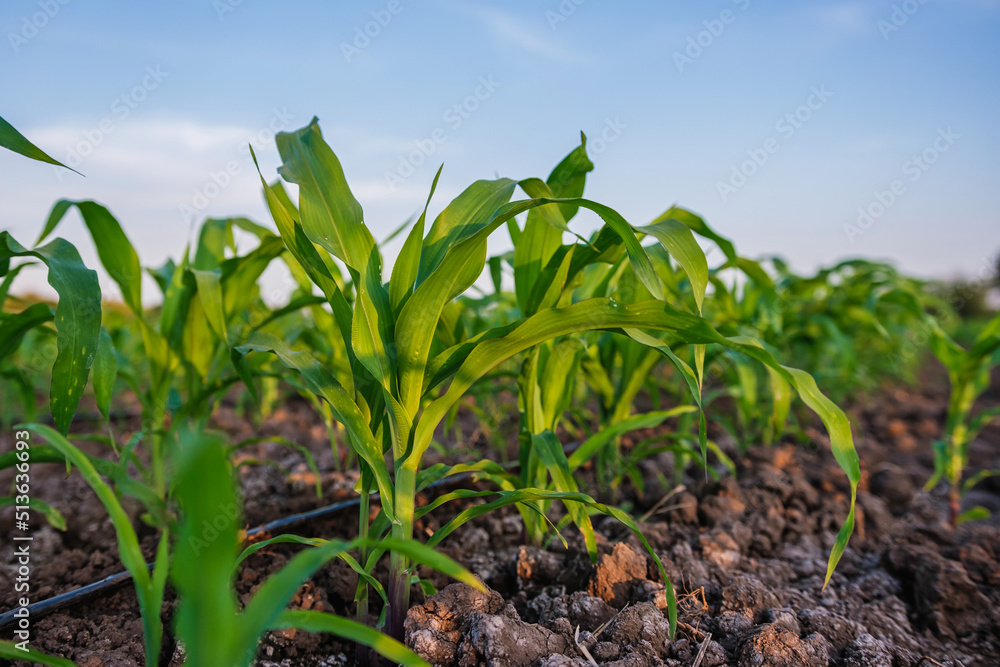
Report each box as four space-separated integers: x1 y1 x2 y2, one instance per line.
452 4 587 63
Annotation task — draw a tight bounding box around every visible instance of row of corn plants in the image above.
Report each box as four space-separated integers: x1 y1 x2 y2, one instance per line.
1 114 995 666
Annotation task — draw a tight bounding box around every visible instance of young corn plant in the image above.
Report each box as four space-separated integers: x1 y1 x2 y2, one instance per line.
7 207 312 664
171 426 478 667
233 119 861 645
926 312 1000 524
497 140 703 510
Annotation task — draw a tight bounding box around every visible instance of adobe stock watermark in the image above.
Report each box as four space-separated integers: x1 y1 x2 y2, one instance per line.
179 108 296 224
716 85 833 202
587 117 627 157
673 0 751 73
384 76 501 191
546 0 586 30
7 0 71 53
341 0 408 63
185 502 240 556
877 0 928 40
52 66 169 182
843 126 959 244
214 0 243 21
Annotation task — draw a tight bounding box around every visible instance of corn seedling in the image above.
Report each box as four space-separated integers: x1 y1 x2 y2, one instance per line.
172 426 479 667
926 312 1000 523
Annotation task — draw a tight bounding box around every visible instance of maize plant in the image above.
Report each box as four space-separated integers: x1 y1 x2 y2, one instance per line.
926 312 1000 524
226 119 862 646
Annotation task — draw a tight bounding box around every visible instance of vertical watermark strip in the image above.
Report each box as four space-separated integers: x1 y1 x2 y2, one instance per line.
10 428 33 653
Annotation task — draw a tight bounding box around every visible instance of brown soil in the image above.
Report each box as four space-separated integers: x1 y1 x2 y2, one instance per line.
1 364 998 666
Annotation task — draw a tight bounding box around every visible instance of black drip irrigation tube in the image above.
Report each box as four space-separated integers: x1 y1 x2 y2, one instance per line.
0 443 583 629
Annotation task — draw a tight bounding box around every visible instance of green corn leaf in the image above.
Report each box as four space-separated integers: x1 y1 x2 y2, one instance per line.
191 269 228 344
1 235 101 434
963 467 1000 495
1 367 36 422
636 219 708 313
37 200 143 314
766 366 793 444
416 459 516 492
274 611 431 667
0 114 80 175
724 336 859 586
567 407 697 472
251 148 357 384
0 302 53 362
956 506 990 525
352 248 396 393
734 256 774 288
423 321 520 394
390 165 441 313
397 195 668 420
537 339 584 427
192 217 274 270
544 131 594 222
275 118 376 273
0 640 76 666
531 431 596 556
218 235 286 319
413 298 713 465
417 178 518 285
27 424 162 664
234 534 387 602
653 206 736 264
29 199 176 388
0 495 67 530
193 218 235 270
0 260 36 306
526 245 575 315
237 537 457 661
172 429 242 667
182 292 214 379
92 328 117 420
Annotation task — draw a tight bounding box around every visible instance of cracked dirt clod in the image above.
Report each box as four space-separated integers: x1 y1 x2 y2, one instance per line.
406 582 570 667
405 582 506 666
588 542 650 609
841 633 894 667
721 574 782 616
737 624 831 667
601 601 671 656
458 608 568 667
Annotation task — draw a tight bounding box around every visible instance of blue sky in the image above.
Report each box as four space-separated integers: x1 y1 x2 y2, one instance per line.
2 0 998 302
